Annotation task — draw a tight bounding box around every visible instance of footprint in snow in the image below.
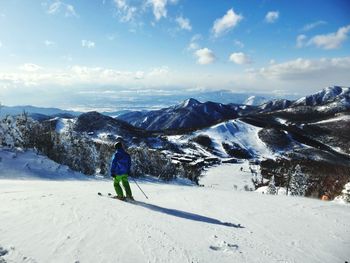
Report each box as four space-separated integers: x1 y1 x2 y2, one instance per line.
209 240 239 253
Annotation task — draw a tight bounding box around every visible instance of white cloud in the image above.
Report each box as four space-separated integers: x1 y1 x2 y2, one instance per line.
135 71 145 79
148 66 169 76
195 48 215 65
187 34 201 50
212 8 243 37
113 0 179 23
229 52 251 65
19 63 42 72
114 0 138 22
307 24 350 49
176 16 192 31
265 11 279 23
296 34 307 48
148 0 167 21
81 40 95 48
46 1 78 17
302 20 327 32
0 41 2 48
44 40 55 47
259 57 350 81
1 58 350 98
65 4 78 17
47 1 61 14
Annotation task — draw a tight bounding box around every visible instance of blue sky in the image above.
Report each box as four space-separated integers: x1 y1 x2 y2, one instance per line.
0 0 349 109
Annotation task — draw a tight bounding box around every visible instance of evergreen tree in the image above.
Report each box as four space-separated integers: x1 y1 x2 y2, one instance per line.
289 164 308 196
335 182 350 203
342 182 350 202
267 175 277 195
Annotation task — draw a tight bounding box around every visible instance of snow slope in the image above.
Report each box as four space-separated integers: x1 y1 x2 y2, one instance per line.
168 119 275 159
1 150 350 263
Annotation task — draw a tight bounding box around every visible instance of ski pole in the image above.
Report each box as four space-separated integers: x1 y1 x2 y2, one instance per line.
131 176 149 199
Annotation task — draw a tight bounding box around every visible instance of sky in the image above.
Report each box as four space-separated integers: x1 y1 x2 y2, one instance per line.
0 0 350 109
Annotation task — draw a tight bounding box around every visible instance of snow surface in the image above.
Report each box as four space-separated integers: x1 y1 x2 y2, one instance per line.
1 149 350 263
243 96 268 106
167 119 275 160
195 119 275 159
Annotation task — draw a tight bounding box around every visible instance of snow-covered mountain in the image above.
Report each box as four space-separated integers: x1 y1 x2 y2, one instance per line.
257 99 293 112
167 119 275 159
243 96 269 106
118 98 245 131
293 86 350 107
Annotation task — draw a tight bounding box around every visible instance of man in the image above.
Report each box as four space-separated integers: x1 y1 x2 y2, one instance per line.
110 141 133 201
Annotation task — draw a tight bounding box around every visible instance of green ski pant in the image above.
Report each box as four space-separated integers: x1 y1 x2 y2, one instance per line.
113 174 132 198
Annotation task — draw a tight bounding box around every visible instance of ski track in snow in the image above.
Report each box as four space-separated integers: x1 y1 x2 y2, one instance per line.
1 150 350 263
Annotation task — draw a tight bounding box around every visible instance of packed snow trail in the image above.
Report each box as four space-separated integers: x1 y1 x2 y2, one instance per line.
0 150 349 263
1 177 349 263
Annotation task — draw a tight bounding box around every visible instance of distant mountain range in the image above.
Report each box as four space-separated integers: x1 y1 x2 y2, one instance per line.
117 86 350 131
0 105 81 120
117 98 244 131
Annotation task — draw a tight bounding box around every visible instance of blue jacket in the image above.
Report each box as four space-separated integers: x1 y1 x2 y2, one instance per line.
110 148 131 176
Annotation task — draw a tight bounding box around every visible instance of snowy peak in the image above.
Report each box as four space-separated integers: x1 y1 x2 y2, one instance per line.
293 86 350 107
243 96 269 106
259 99 292 111
179 98 201 108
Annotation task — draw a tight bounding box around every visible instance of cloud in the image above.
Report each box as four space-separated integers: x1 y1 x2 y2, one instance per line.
187 34 201 50
212 8 243 37
148 0 168 21
19 63 42 72
302 20 327 32
65 4 78 17
176 16 192 31
265 11 279 23
46 1 78 17
258 57 350 81
47 1 61 14
307 24 350 49
135 71 145 79
114 0 178 23
148 66 169 76
229 52 251 65
1 58 350 100
114 0 138 22
0 65 175 88
0 41 2 48
296 34 307 48
195 48 215 65
81 40 95 48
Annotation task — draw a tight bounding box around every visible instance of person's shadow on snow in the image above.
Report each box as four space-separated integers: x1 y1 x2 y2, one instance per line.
133 201 244 228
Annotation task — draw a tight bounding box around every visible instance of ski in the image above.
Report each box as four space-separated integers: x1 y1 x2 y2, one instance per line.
97 192 135 202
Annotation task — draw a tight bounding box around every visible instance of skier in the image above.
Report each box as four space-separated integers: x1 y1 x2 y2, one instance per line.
110 141 134 201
